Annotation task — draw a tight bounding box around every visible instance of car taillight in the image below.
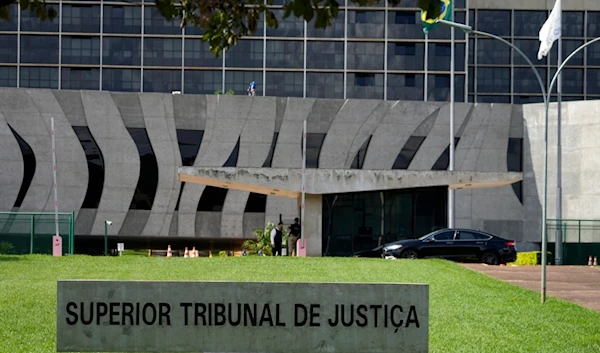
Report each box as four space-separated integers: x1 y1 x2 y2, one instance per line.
506 241 515 247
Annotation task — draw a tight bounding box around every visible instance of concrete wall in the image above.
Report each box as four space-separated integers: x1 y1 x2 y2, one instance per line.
522 101 600 243
0 88 527 242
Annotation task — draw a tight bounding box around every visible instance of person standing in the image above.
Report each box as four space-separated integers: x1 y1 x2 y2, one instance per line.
288 218 301 256
270 222 283 256
247 81 256 96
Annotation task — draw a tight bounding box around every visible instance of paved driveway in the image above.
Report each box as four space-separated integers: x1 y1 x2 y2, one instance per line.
462 264 600 313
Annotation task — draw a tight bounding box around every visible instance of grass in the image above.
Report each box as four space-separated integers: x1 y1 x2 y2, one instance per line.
1 255 599 353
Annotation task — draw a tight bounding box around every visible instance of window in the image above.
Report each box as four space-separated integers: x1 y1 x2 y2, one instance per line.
348 42 384 70
395 43 415 56
144 38 182 67
514 11 546 37
177 130 204 167
143 70 181 93
395 11 416 24
224 70 262 96
62 5 100 33
144 6 181 35
392 136 425 170
355 73 375 87
102 68 141 92
73 126 105 209
306 72 344 99
477 68 510 94
0 35 17 63
477 39 510 65
457 231 490 240
184 39 221 67
226 40 263 68
265 71 303 97
305 133 326 168
433 231 455 241
306 41 344 70
266 9 304 37
21 4 59 31
350 136 372 169
104 5 141 34
432 138 460 170
355 11 368 23
184 70 222 95
223 139 240 167
8 125 36 208
103 37 141 66
197 187 228 212
476 10 510 36
20 35 59 64
127 128 158 210
20 67 58 89
62 36 100 65
262 133 279 168
266 40 303 69
245 193 267 213
507 138 523 204
61 68 100 90
387 74 424 101
0 67 17 87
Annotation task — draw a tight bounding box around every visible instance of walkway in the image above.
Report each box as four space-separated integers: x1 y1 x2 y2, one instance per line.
462 264 600 313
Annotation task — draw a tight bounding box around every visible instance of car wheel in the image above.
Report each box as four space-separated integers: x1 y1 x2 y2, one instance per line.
400 249 419 259
480 251 500 265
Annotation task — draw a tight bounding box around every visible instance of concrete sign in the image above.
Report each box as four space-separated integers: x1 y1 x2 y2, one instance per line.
57 281 429 353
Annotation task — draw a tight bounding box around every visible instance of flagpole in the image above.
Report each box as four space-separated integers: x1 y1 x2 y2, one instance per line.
424 33 428 101
448 1 455 229
555 32 563 265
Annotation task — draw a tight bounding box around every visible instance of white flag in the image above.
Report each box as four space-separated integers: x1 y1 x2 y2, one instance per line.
537 0 562 60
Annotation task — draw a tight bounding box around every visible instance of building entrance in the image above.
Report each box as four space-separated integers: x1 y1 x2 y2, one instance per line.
322 187 447 256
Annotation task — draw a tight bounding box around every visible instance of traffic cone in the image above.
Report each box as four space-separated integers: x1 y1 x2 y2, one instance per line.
195 249 199 257
167 245 172 258
588 256 593 266
184 247 189 258
191 247 196 258
594 256 598 266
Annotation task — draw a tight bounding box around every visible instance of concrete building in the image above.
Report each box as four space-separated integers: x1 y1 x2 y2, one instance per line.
1 86 596 257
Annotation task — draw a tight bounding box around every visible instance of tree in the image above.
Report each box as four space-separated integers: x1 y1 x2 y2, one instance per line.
0 0 441 56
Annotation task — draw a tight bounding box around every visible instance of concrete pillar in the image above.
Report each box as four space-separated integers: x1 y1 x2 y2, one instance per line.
297 193 323 257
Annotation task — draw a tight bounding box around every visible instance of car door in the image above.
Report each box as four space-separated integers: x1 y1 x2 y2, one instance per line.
455 230 482 260
420 230 456 258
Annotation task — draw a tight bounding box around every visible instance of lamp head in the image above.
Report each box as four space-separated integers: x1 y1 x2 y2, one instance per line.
106 220 112 226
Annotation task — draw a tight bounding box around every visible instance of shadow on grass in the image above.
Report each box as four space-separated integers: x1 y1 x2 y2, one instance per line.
0 256 23 262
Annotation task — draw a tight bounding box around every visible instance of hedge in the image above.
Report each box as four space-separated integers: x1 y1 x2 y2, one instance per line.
508 251 553 266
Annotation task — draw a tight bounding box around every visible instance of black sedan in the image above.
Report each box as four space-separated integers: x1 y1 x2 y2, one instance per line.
379 228 517 265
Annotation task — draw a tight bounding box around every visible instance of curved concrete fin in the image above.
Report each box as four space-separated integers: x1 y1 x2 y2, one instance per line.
408 102 472 171
363 101 444 170
81 90 140 236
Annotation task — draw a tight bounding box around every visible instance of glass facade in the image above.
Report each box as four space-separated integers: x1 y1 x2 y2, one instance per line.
0 2 596 102
323 187 448 256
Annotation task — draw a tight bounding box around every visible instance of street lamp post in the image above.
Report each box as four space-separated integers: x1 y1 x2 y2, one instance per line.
104 220 112 256
437 20 550 303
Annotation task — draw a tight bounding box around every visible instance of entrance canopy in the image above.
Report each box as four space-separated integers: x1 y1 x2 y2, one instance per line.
178 167 522 196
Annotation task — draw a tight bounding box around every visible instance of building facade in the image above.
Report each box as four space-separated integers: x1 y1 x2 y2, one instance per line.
0 0 599 102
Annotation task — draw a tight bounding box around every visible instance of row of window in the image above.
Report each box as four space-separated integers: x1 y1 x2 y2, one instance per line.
0 35 470 71
7 121 524 211
0 67 469 100
1 3 470 39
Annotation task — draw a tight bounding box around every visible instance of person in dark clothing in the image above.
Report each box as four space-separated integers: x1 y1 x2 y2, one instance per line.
288 218 301 256
270 222 283 256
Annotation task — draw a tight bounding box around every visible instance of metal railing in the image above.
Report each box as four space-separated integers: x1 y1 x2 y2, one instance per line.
0 212 75 255
546 219 600 265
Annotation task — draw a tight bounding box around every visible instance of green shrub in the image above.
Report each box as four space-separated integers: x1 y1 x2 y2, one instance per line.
0 242 15 255
509 251 553 266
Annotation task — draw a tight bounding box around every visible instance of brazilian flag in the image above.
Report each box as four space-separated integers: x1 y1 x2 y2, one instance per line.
421 0 452 34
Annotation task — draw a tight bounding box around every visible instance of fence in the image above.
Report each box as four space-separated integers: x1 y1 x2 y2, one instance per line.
546 219 600 265
0 212 75 255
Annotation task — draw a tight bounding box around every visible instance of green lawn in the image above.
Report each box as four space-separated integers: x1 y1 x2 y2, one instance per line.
1 255 599 353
